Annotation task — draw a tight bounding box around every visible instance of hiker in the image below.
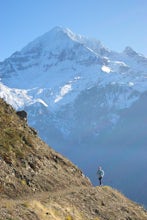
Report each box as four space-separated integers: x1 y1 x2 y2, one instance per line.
97 166 104 186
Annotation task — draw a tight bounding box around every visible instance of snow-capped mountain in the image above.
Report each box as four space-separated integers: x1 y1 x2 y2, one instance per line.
0 26 147 207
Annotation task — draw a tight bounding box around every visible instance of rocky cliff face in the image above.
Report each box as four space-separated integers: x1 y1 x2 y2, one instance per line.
0 98 147 220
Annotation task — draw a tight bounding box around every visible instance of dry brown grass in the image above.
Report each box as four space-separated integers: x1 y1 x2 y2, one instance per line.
0 186 146 220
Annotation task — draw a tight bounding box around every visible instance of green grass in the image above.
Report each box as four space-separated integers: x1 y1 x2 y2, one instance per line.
0 98 34 163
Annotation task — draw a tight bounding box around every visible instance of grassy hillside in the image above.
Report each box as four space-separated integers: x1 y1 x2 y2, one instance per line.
0 98 91 198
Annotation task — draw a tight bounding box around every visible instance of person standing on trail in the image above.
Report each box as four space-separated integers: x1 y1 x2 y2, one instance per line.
97 166 104 186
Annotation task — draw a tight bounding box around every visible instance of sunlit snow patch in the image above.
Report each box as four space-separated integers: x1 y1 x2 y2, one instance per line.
0 82 32 109
128 82 134 87
54 84 72 103
33 98 48 107
37 88 44 95
101 65 111 73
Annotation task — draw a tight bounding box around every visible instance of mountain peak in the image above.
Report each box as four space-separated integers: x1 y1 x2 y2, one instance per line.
0 27 147 210
123 46 138 56
21 26 106 56
49 26 77 39
21 26 79 53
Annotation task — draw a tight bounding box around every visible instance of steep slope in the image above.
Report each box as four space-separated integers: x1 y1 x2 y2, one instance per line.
0 26 147 207
0 98 147 220
0 98 91 199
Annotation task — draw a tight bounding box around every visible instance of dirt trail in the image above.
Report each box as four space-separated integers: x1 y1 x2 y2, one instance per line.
0 185 147 220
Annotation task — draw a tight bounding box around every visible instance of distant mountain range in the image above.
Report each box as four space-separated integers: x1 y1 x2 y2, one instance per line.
0 26 147 207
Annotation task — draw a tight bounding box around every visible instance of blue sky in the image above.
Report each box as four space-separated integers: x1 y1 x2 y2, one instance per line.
0 0 147 61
